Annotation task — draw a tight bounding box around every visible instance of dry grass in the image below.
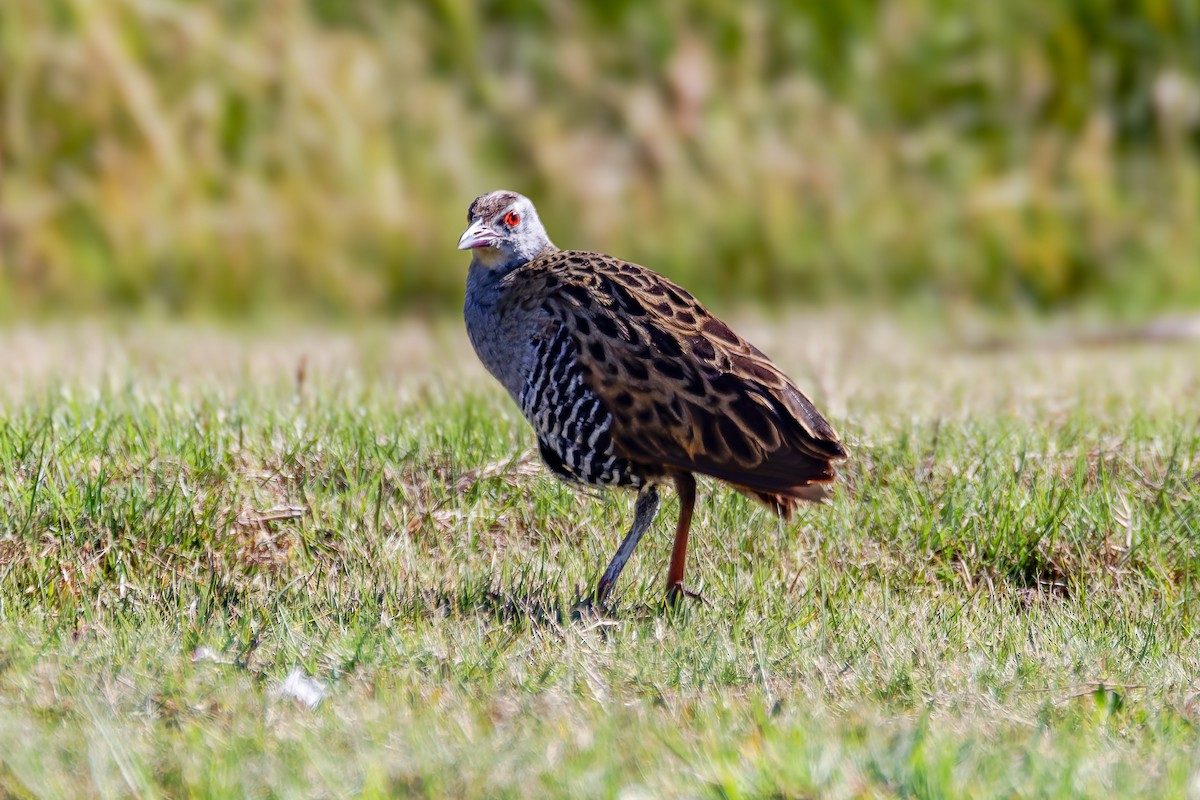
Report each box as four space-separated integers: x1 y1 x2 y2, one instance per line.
3 0 1200 318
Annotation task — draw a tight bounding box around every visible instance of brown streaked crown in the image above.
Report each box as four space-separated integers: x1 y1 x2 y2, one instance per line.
468 190 521 222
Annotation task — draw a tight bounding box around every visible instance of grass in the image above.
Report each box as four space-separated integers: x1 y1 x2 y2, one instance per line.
0 319 1199 797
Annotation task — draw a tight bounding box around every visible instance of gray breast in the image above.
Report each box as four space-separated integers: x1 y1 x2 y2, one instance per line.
464 263 532 400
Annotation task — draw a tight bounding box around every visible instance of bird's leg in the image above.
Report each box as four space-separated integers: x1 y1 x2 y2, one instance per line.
595 484 660 605
665 472 697 606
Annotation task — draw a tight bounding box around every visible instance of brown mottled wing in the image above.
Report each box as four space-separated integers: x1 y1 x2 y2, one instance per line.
506 250 848 514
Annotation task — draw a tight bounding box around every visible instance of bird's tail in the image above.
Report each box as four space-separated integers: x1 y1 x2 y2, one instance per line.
732 480 836 519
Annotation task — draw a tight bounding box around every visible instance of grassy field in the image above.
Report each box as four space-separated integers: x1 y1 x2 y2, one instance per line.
1 319 1199 797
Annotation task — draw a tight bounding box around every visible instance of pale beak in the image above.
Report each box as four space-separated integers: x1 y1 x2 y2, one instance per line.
457 220 497 250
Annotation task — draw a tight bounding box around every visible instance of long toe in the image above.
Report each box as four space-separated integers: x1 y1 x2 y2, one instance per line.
665 583 710 608
592 580 613 608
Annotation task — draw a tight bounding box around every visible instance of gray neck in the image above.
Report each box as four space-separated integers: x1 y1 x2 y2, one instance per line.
463 232 558 396
464 258 507 316
464 255 534 399
463 236 556 309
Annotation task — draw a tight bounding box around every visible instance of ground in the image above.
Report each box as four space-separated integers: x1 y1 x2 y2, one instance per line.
0 318 1198 797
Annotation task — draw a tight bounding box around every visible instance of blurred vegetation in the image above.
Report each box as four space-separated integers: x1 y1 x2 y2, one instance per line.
2 0 1199 319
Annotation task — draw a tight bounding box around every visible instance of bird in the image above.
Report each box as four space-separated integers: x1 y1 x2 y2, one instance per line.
458 190 847 605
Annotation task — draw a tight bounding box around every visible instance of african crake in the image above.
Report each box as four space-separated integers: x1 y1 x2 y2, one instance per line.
459 190 847 604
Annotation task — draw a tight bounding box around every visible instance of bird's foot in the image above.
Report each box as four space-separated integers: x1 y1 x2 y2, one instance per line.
571 583 614 621
665 583 709 609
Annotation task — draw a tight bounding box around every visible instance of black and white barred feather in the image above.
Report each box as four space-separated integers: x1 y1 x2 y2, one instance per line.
520 322 649 488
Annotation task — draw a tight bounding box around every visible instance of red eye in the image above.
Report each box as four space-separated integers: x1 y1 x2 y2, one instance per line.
503 211 521 228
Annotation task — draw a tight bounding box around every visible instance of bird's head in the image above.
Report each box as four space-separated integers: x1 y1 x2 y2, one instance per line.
458 191 555 270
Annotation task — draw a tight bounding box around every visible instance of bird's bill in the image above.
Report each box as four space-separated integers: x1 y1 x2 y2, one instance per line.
457 220 497 250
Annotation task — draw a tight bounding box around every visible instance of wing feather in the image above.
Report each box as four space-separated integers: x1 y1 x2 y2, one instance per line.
503 250 847 511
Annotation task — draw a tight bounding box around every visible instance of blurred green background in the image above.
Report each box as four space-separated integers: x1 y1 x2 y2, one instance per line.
2 0 1199 320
